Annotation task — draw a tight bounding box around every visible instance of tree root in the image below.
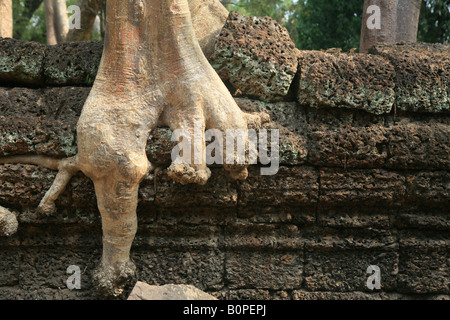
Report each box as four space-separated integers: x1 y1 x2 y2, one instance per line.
92 260 137 299
0 155 80 215
0 206 18 237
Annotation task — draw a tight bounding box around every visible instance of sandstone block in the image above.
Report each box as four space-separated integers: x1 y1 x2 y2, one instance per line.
128 282 217 300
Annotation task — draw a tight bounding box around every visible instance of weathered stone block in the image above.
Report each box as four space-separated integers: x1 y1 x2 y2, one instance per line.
370 42 450 113
296 51 396 115
304 234 398 292
4 287 95 300
398 232 449 294
215 289 272 300
396 206 449 231
18 224 101 247
0 38 103 87
238 207 315 225
320 168 405 206
157 207 237 226
43 41 103 86
19 247 99 291
386 119 450 170
223 221 303 250
133 248 224 291
0 86 90 157
225 251 303 290
0 164 61 210
305 228 397 251
318 206 394 229
405 171 450 207
153 168 238 209
293 290 390 300
135 224 220 250
238 166 319 216
69 174 98 214
210 11 298 102
0 249 20 286
145 127 175 166
0 38 45 85
308 124 388 168
305 105 392 169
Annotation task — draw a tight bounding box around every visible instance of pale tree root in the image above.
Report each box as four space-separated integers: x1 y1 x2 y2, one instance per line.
0 205 18 237
156 0 271 185
38 156 80 215
243 111 271 131
0 155 80 215
92 260 137 299
224 111 271 181
165 108 270 185
166 107 270 185
90 177 143 298
0 155 79 236
167 163 212 186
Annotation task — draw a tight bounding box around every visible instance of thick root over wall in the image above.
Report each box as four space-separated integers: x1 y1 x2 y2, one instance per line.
0 0 267 297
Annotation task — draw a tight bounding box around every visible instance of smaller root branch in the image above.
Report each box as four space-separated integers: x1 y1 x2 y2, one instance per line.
0 155 80 215
0 155 63 170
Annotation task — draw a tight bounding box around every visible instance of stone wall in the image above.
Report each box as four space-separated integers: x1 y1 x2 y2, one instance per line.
0 12 448 300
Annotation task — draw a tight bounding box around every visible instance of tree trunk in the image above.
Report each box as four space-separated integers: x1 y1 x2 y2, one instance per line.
13 0 44 39
66 0 102 42
54 0 69 42
44 0 69 45
360 0 398 53
0 0 13 38
44 0 57 45
63 0 227 58
99 0 106 39
396 0 422 43
359 0 422 53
